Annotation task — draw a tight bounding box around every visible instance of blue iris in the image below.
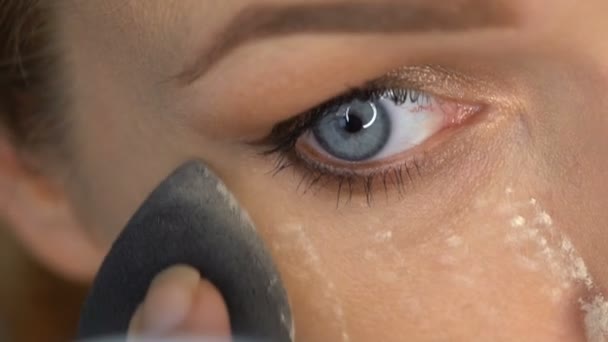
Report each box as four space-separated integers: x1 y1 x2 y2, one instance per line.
312 99 391 161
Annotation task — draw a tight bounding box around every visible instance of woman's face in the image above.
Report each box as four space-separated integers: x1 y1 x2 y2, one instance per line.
30 0 608 340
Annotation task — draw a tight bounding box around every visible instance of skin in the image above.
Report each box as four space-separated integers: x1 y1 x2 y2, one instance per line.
2 0 608 340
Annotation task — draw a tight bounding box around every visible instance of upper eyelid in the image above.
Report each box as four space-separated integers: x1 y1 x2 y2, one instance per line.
197 58 504 146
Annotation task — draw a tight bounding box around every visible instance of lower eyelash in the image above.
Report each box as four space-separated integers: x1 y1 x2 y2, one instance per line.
267 149 425 207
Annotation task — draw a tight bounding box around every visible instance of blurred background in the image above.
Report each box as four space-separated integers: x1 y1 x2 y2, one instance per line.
0 223 87 342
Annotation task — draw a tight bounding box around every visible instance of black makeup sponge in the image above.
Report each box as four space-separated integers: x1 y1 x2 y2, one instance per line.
77 161 293 341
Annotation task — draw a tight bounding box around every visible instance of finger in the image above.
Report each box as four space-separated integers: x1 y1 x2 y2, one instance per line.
174 278 231 339
131 265 201 337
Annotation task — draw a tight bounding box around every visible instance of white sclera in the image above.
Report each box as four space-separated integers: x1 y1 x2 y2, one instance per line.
370 96 444 161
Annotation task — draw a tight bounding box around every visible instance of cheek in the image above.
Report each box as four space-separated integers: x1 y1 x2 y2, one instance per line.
238 183 597 341
208 146 605 341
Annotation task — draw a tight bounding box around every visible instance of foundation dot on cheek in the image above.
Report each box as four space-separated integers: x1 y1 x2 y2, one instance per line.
510 215 526 228
538 211 553 226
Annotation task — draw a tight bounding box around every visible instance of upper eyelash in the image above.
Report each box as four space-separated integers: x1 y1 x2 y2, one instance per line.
261 86 431 207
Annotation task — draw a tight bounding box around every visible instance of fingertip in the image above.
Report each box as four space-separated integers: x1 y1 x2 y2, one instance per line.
140 265 201 336
177 278 231 338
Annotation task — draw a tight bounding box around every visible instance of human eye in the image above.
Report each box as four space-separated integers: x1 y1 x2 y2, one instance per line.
261 65 485 205
301 88 477 163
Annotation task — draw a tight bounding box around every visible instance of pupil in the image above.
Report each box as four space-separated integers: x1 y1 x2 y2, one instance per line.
341 111 364 133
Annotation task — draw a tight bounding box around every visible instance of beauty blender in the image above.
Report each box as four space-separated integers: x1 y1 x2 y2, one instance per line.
77 160 293 341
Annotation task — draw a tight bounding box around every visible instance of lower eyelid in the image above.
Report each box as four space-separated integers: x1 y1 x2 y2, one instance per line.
269 128 454 205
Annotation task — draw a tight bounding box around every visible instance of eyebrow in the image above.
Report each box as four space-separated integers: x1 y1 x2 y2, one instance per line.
176 0 519 84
